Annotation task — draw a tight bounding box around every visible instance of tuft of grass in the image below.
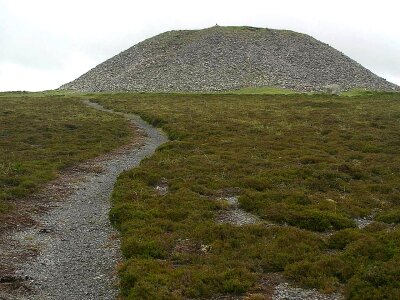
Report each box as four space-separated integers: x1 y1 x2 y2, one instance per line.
341 89 375 97
376 208 400 224
93 92 400 298
227 86 296 95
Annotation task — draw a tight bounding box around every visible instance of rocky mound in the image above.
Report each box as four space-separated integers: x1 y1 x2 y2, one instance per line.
60 26 399 92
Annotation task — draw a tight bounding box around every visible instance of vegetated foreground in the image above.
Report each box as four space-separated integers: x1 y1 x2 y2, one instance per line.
0 95 132 226
0 99 166 300
94 93 400 299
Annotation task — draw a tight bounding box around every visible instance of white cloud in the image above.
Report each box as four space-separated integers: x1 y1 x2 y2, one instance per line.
0 52 96 91
0 62 61 91
0 0 399 91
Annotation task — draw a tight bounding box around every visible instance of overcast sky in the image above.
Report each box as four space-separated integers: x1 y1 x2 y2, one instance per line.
0 0 399 91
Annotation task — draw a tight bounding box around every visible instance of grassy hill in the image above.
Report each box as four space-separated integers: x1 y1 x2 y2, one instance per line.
92 92 400 299
0 94 132 224
1 91 400 299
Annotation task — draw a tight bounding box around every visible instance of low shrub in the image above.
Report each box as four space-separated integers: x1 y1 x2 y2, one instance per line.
93 92 400 298
376 208 400 224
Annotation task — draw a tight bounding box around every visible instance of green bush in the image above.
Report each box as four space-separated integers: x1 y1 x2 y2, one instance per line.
327 229 364 250
376 208 400 224
284 256 353 292
346 255 400 300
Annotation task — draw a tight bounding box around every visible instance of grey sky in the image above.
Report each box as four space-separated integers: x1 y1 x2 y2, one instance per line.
0 0 399 91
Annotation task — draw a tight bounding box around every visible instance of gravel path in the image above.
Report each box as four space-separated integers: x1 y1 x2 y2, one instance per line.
0 100 168 300
0 100 344 300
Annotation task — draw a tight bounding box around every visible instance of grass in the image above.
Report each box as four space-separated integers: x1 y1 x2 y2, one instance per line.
227 86 296 95
92 92 400 299
2 90 399 298
0 90 80 97
340 89 377 97
0 94 132 219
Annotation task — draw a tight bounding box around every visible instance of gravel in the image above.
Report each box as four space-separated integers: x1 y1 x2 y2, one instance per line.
217 196 261 226
273 282 343 300
354 216 374 229
60 26 399 93
215 197 345 300
0 101 168 300
0 100 347 299
154 178 169 196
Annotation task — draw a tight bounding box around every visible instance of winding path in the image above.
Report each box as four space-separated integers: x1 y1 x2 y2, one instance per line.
0 100 344 300
0 101 168 300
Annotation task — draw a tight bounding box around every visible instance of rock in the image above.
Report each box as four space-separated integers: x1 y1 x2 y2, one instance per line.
217 196 261 226
59 26 400 93
323 84 341 95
